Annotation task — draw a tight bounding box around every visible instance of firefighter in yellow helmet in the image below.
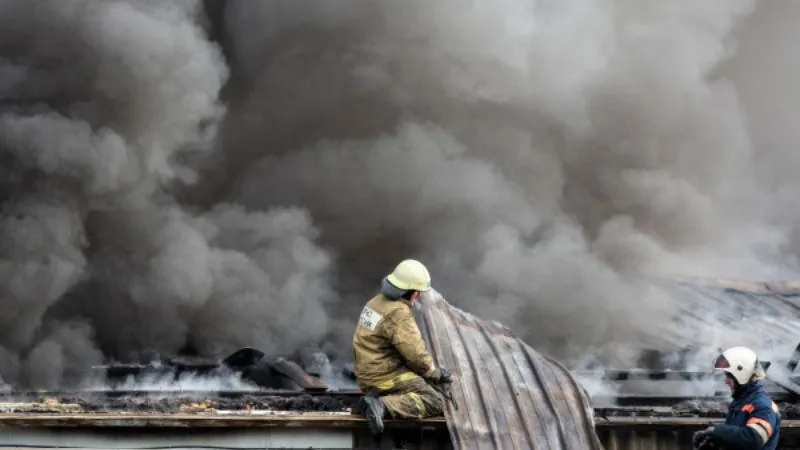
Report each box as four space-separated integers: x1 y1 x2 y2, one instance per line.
352 259 453 434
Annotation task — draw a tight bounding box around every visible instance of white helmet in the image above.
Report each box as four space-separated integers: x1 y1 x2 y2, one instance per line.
386 259 431 292
713 346 766 385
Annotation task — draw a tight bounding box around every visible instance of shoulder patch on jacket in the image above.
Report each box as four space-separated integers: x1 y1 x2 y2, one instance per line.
359 306 384 331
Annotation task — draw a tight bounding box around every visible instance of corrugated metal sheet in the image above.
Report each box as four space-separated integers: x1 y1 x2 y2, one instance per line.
416 289 604 450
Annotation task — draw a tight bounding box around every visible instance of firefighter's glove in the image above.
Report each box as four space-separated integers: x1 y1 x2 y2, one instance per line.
436 367 453 385
692 426 716 449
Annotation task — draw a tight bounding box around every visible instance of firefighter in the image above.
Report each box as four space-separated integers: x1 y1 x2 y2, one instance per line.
692 346 781 450
352 259 453 434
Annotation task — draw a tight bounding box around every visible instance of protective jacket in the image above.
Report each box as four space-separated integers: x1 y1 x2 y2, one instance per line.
710 381 781 450
353 294 438 391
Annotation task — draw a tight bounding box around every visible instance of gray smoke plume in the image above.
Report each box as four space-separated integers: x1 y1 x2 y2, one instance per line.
0 0 797 390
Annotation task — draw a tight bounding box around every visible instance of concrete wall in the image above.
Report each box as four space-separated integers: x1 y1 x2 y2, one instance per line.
0 427 454 450
0 425 797 449
0 428 354 449
596 426 800 450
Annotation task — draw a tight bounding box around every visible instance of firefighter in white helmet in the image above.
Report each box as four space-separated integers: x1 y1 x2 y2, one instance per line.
351 259 453 434
693 346 781 450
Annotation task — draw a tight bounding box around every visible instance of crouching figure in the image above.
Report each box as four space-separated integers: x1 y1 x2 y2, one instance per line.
352 259 453 434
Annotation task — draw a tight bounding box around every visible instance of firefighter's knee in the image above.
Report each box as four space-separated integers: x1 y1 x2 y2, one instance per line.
381 392 432 419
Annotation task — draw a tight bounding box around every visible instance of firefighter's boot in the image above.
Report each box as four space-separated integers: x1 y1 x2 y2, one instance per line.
358 394 386 435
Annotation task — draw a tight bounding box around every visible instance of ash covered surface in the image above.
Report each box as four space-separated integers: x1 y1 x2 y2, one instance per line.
0 393 358 414
0 391 796 420
596 399 800 419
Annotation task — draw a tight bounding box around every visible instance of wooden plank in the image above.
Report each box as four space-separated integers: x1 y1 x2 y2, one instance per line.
0 412 794 431
0 413 447 429
595 416 800 428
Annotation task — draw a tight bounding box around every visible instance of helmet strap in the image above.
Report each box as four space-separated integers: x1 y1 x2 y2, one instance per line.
728 373 754 398
400 290 416 300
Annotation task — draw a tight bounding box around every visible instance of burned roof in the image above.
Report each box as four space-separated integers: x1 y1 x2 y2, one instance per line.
649 277 800 352
0 389 796 432
0 277 797 448
0 391 357 415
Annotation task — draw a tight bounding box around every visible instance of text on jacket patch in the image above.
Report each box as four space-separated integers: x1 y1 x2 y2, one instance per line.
359 306 383 331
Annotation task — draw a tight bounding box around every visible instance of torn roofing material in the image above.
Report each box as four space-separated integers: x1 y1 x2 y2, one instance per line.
416 289 605 450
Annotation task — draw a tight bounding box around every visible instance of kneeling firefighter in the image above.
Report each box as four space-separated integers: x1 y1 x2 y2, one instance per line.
352 259 453 434
693 346 781 450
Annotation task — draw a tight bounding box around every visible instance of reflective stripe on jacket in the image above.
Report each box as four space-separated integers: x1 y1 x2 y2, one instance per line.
711 381 781 450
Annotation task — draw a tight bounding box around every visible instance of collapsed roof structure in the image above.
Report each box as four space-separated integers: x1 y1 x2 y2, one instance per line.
0 278 797 449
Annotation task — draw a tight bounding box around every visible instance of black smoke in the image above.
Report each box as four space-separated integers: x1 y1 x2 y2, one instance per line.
0 0 796 389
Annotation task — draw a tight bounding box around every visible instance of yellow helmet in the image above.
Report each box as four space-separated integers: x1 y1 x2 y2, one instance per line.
386 259 432 292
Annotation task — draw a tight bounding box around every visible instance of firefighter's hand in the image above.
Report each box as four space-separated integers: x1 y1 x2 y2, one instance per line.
692 426 715 449
437 367 453 384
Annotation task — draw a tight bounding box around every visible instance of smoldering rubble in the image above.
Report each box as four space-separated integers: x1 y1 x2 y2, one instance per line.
7 391 800 419
0 0 798 390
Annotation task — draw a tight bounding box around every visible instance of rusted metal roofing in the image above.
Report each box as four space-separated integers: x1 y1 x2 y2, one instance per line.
416 289 605 450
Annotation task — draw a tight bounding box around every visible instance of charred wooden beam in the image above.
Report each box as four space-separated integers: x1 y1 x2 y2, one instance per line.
269 357 328 392
576 370 722 381
0 412 795 432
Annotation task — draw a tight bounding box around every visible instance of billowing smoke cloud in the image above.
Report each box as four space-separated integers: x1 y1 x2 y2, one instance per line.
0 0 797 390
0 0 335 389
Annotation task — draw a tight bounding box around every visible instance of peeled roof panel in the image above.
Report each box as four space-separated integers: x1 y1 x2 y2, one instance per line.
417 289 604 450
